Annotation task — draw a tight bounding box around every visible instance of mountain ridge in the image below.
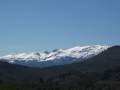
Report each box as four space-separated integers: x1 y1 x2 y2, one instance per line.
0 45 110 67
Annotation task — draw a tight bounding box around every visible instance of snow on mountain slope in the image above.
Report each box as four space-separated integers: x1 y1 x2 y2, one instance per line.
0 45 110 67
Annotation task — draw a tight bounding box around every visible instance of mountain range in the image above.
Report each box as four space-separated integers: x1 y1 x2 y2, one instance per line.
0 45 110 67
0 45 120 90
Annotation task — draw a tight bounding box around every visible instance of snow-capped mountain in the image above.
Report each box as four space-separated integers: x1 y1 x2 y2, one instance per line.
0 45 110 67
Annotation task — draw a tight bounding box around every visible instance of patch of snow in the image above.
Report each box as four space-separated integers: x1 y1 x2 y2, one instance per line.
0 45 110 67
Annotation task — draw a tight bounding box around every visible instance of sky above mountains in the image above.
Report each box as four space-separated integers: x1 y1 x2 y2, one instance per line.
0 0 120 56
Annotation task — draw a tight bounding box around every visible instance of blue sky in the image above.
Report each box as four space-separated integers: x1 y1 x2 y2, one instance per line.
0 0 120 55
